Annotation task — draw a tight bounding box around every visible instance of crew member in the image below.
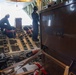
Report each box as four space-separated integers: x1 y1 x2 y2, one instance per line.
32 6 39 41
0 14 11 31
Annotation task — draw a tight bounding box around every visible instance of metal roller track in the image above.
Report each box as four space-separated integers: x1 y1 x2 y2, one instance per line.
0 29 40 54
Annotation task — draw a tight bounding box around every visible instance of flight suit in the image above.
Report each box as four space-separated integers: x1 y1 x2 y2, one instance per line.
32 11 39 41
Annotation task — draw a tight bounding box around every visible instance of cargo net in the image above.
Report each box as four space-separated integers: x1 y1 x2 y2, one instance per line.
0 49 73 75
0 50 48 75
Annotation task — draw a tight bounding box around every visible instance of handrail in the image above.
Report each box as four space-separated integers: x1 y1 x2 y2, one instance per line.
42 51 69 75
42 51 66 68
